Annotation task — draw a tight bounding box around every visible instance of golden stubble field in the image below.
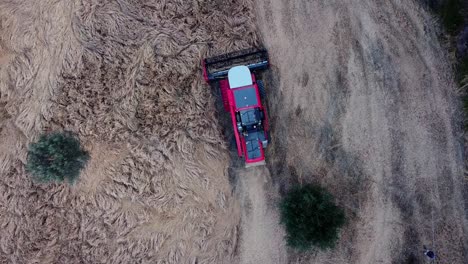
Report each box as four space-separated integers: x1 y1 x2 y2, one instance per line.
0 1 260 263
1 0 467 263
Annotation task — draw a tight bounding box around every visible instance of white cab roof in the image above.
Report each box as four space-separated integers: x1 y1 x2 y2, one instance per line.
228 66 253 89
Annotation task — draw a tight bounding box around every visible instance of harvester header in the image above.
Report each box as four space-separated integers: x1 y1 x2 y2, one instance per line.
202 48 269 82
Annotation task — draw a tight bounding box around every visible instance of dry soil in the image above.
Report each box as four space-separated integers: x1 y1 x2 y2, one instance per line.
253 0 468 263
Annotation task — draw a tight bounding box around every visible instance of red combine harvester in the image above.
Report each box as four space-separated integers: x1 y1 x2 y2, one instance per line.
202 48 270 167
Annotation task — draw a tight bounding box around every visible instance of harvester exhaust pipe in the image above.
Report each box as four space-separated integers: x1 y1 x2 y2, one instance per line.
202 48 269 82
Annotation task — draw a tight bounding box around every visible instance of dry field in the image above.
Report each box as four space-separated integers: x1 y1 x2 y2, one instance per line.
0 0 467 264
253 0 468 263
0 0 260 263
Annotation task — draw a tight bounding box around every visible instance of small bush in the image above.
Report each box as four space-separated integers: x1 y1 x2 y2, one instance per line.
280 184 345 251
440 0 464 35
458 56 468 83
421 0 442 12
26 132 88 184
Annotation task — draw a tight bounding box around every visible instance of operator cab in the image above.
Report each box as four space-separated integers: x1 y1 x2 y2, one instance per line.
237 109 264 133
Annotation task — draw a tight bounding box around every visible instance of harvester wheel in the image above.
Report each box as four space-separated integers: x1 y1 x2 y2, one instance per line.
257 80 266 99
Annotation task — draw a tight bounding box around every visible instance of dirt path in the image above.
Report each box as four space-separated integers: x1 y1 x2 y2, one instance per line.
237 167 287 264
254 0 468 263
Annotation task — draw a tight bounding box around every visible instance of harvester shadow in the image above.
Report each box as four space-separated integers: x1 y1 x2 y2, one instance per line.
208 81 245 190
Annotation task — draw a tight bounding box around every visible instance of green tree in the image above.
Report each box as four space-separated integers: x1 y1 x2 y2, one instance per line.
26 132 88 184
280 184 345 251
